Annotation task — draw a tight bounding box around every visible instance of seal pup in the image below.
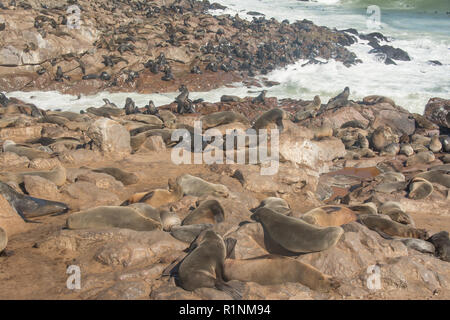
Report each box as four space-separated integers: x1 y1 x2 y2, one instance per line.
224 255 340 292
406 151 435 167
3 140 52 160
358 214 428 239
66 206 162 231
251 208 344 254
252 197 291 215
427 231 450 262
408 177 434 200
348 202 378 215
301 205 357 227
92 167 139 185
124 97 139 115
176 174 229 198
182 200 225 225
0 227 7 253
121 178 183 208
400 239 435 254
160 209 181 231
201 111 250 130
400 144 414 156
0 181 68 220
294 95 321 122
177 230 241 299
252 108 286 133
379 201 414 226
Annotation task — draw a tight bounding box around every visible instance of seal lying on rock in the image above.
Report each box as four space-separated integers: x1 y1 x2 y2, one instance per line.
170 224 214 243
415 170 450 188
408 177 434 200
427 231 450 262
251 208 344 254
177 230 241 299
0 227 7 253
66 206 162 231
379 201 414 226
201 111 250 130
3 140 52 160
0 181 68 220
358 214 428 240
0 165 66 187
301 205 357 227
406 151 435 167
224 255 340 292
176 174 229 198
121 179 183 207
92 167 139 186
182 200 225 225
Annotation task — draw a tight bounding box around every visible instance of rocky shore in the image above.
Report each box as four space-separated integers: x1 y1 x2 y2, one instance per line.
0 86 449 299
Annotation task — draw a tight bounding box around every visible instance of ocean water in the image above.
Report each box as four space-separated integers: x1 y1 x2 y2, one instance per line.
7 0 450 114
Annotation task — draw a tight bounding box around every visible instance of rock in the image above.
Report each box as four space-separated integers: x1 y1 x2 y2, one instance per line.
372 109 415 136
87 118 131 154
0 227 7 253
59 149 97 164
139 135 166 152
76 172 124 191
94 281 149 300
29 157 62 170
371 126 399 151
424 98 449 129
0 151 29 168
23 175 59 200
0 194 28 236
62 181 120 209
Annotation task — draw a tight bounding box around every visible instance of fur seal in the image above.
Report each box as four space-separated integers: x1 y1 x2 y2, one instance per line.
252 90 267 104
224 255 340 292
301 205 357 227
177 230 240 299
427 231 450 262
158 110 177 129
324 87 350 110
3 140 52 160
170 224 214 243
0 165 66 186
379 201 414 226
400 144 414 156
408 177 433 200
406 151 435 167
176 174 229 198
428 135 442 153
358 214 428 239
92 167 139 186
0 181 68 220
415 170 450 188
362 95 395 106
66 206 162 231
121 178 183 207
182 200 225 225
348 202 378 215
201 111 250 130
253 197 291 215
0 227 7 253
400 238 435 254
251 208 344 254
160 209 181 231
252 108 286 133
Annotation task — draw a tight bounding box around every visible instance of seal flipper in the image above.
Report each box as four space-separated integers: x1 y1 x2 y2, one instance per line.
224 237 237 259
214 278 243 300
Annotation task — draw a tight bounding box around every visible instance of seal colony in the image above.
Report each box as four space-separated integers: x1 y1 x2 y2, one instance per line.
0 1 449 301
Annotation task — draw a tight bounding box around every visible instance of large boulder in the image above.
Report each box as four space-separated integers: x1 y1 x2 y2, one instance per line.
0 194 28 236
87 118 131 154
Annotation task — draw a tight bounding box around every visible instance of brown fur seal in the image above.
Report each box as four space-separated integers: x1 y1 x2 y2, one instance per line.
251 208 344 254
176 174 229 198
301 205 357 227
177 230 240 299
0 165 66 187
158 110 177 129
429 135 442 153
3 140 52 160
406 151 435 167
201 111 250 130
159 209 181 231
400 144 414 156
362 95 395 106
182 200 225 225
92 167 139 186
0 227 7 253
427 231 450 262
253 197 291 215
121 179 183 207
415 170 450 188
66 206 162 231
408 177 434 200
349 203 378 215
170 224 214 243
252 108 286 133
224 255 340 292
379 201 414 226
358 214 428 239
